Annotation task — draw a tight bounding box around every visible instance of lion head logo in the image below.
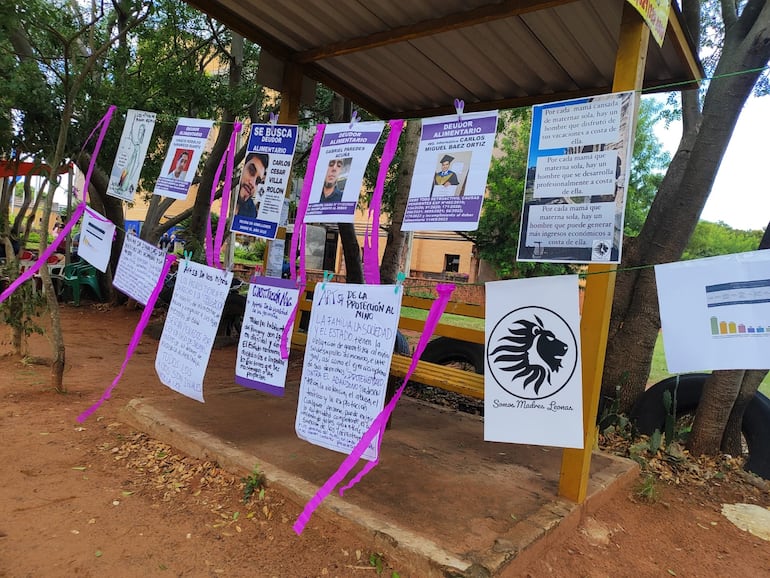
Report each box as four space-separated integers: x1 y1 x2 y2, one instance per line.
487 306 577 400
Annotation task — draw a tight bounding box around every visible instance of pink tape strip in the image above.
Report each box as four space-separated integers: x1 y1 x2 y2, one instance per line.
280 281 305 359
205 149 226 267
80 106 116 205
214 122 240 269
293 283 456 535
77 253 177 422
363 119 404 285
0 203 86 304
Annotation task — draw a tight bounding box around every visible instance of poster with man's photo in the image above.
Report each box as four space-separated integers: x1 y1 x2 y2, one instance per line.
304 121 385 224
107 109 156 202
153 117 214 200
517 91 636 264
402 110 498 231
232 123 298 239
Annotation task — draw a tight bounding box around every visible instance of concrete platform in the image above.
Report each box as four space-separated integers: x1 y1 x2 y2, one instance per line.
122 381 639 577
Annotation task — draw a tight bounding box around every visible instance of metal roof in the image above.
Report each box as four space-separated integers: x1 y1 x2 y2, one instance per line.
185 0 702 119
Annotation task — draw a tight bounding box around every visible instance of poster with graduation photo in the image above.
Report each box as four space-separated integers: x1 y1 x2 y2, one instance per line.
402 110 498 231
153 118 214 200
231 123 298 239
485 275 583 449
517 91 636 264
304 121 384 224
107 109 156 202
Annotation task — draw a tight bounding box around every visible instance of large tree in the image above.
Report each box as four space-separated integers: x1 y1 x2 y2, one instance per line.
602 0 770 439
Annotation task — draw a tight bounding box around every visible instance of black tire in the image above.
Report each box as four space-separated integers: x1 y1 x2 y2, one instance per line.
630 373 770 480
218 293 247 337
393 331 411 356
421 337 485 374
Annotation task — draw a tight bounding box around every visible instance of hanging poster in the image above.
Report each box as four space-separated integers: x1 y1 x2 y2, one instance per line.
265 238 286 278
153 118 214 200
517 91 636 264
485 275 583 448
235 277 299 396
304 121 385 224
402 110 498 231
76 209 115 272
155 261 232 402
656 250 770 373
114 233 168 305
232 123 298 239
627 0 670 47
107 109 157 201
295 282 401 460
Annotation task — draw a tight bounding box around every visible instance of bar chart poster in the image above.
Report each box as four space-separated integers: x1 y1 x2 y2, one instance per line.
656 250 770 373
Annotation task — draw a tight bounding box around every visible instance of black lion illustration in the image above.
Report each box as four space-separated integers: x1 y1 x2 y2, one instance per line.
490 314 568 395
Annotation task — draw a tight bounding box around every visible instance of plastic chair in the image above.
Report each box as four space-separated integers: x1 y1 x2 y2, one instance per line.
59 262 102 306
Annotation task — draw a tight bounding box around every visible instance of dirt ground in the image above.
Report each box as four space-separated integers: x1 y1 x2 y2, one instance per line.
1 304 769 577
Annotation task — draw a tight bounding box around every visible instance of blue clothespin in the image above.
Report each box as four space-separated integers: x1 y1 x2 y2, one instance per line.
321 270 333 290
454 98 465 121
395 271 406 294
349 110 359 129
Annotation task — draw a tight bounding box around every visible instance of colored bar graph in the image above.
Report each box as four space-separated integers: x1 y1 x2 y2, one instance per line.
710 315 770 337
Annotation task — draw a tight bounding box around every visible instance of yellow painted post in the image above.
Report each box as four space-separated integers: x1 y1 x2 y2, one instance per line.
559 4 649 503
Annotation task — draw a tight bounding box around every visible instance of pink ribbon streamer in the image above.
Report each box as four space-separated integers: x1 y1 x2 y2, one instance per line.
205 122 240 269
293 283 456 535
0 203 86 304
363 119 404 285
77 253 177 422
280 126 325 358
79 106 117 205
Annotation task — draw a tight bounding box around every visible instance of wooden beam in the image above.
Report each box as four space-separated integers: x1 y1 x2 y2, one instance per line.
558 1 649 504
293 0 578 63
664 3 704 88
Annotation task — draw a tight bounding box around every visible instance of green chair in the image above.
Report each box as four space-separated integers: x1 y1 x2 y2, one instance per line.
59 262 102 306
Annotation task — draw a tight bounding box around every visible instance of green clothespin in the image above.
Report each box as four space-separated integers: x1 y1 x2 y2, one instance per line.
321 270 333 290
395 271 406 293
183 250 193 271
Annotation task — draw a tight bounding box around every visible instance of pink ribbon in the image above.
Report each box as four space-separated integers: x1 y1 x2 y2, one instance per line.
206 122 240 269
293 283 456 535
79 106 117 205
363 119 404 285
77 253 177 422
0 203 86 304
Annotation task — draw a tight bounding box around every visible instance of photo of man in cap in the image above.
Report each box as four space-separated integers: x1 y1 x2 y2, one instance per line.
431 154 460 197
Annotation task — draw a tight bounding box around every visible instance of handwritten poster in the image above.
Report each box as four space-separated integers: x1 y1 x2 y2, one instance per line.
108 109 157 201
485 275 583 448
403 110 498 231
77 209 115 272
231 123 298 239
155 262 233 402
153 117 214 200
295 282 401 460
518 91 636 264
235 277 299 396
656 250 770 372
304 121 385 224
114 233 168 305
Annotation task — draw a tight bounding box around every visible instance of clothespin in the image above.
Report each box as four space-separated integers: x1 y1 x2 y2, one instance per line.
454 98 465 121
395 271 406 294
183 249 193 271
349 110 360 129
269 112 278 126
321 270 333 290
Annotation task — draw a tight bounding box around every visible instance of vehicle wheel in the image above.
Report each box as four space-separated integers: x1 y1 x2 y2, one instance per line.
630 373 770 480
421 337 485 374
393 331 411 355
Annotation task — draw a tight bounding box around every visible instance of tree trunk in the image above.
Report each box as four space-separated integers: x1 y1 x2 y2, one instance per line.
687 371 743 456
721 369 767 456
602 0 770 414
380 119 419 285
339 222 363 283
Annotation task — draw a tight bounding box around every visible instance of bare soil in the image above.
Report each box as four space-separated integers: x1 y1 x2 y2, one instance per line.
1 304 769 577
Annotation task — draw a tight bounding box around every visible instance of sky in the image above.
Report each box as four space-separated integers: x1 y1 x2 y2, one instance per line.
653 95 770 231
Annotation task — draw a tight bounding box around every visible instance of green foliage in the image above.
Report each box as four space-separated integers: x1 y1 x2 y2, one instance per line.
241 465 266 503
0 260 46 350
234 239 266 264
682 220 764 260
634 473 660 503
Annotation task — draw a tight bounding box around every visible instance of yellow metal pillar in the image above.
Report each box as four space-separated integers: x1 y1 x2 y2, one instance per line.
558 4 649 502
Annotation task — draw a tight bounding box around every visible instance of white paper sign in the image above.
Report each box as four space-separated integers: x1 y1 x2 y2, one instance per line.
485 275 583 448
153 117 214 200
108 109 157 201
304 121 384 224
656 250 770 372
155 262 233 402
235 277 299 396
518 91 636 264
295 282 401 460
114 234 167 305
402 110 498 232
265 238 285 278
77 209 115 272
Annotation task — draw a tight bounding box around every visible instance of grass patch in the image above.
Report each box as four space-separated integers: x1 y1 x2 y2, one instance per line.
401 306 483 331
